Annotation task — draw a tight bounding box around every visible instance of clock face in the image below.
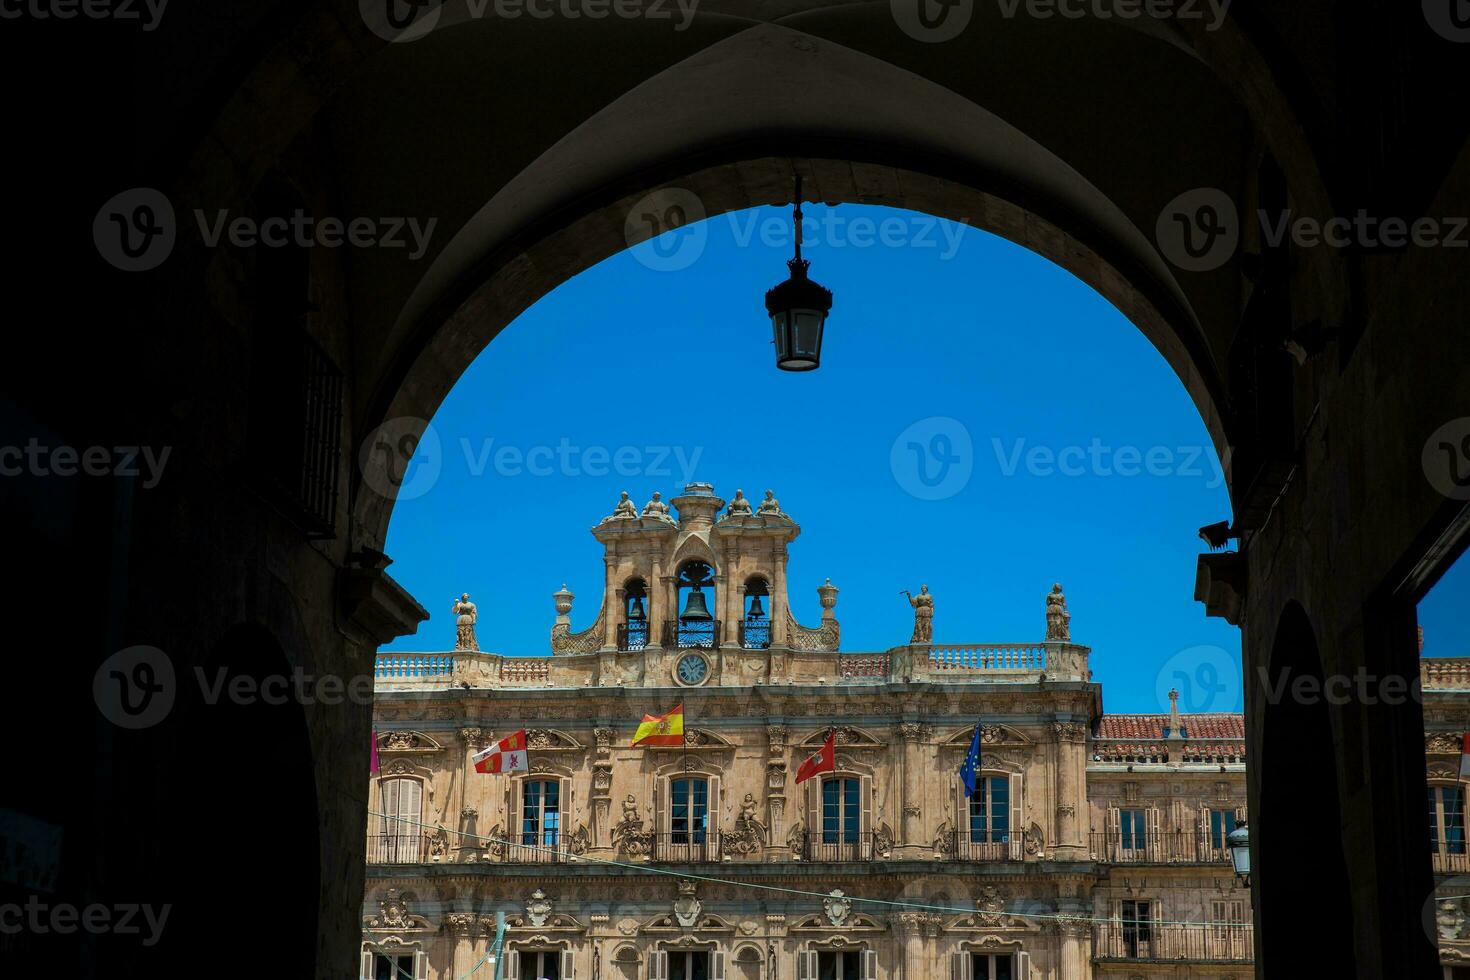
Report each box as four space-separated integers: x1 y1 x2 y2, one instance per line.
676 653 709 685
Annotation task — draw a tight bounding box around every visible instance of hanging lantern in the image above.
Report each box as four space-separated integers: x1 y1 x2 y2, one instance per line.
765 174 833 371
1227 822 1250 884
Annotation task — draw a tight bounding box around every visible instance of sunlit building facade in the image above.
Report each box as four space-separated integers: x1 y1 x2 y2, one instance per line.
362 484 1253 979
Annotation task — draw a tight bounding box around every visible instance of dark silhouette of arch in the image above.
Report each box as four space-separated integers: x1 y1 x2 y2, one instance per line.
152 623 320 979
1256 602 1355 976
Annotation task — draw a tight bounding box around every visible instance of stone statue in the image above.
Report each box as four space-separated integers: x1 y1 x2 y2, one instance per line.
452 593 479 651
757 488 784 516
611 491 638 519
1045 583 1071 641
739 793 759 825
619 794 642 829
641 491 672 520
727 489 753 517
903 585 934 644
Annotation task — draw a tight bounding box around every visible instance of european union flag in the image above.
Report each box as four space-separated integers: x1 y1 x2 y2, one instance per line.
960 723 982 798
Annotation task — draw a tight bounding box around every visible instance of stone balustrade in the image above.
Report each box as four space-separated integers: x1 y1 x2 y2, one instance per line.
374 642 1090 690
1422 658 1470 690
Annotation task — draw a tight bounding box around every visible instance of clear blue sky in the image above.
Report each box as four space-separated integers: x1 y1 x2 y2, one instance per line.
380 203 1469 713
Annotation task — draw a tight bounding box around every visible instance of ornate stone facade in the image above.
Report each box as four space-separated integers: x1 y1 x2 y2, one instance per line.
364 490 1253 979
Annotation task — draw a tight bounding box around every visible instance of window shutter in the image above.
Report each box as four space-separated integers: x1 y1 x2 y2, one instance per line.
1145 807 1162 862
562 948 575 979
503 949 518 980
649 949 668 980
360 951 375 980
861 949 877 980
710 950 726 980
1235 803 1248 824
1106 806 1121 861
560 776 573 853
413 950 428 980
1010 772 1023 859
950 951 972 980
955 772 967 847
1015 951 1031 980
861 774 874 858
798 950 818 980
656 777 666 835
806 780 821 859
710 773 722 859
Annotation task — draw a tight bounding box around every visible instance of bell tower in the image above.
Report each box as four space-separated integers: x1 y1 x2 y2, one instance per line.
549 484 839 681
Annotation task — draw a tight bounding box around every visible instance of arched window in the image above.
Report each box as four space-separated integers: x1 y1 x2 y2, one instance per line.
671 561 717 649
619 577 649 651
740 576 771 650
802 772 872 862
375 777 423 863
503 948 573 980
506 774 568 863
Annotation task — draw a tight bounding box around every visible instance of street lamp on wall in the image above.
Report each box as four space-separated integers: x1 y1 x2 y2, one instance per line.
765 174 833 371
1227 821 1250 885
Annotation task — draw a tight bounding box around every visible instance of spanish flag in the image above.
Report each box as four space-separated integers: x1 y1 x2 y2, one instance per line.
632 704 685 747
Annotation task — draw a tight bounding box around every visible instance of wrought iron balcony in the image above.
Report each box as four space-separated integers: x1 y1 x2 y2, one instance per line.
617 621 649 652
649 832 721 863
1432 835 1470 873
1089 830 1233 864
366 833 433 864
739 618 771 650
662 619 720 649
1092 923 1253 963
795 831 878 863
940 832 1024 861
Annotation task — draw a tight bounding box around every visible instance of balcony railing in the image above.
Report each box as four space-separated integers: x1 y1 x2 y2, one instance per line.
1433 837 1470 873
617 621 649 652
375 655 454 679
797 831 877 863
942 832 1024 861
739 618 771 650
1089 830 1233 864
926 643 1047 671
367 833 432 864
650 832 721 863
499 836 571 863
662 619 720 650
1093 923 1253 963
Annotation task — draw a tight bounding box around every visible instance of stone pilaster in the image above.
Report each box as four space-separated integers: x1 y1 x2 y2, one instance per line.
897 722 928 855
1052 722 1087 859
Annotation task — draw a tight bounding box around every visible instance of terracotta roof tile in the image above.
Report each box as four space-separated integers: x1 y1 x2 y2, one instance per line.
1095 713 1245 740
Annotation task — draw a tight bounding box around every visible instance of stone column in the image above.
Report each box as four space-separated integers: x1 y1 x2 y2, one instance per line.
457 728 490 860
895 912 928 980
443 913 480 977
1052 722 1087 860
897 723 927 854
767 725 789 855
771 545 788 647
591 726 615 852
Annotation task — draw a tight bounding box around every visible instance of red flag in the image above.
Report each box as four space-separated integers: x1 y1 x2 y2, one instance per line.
473 730 530 774
370 728 380 774
795 731 836 785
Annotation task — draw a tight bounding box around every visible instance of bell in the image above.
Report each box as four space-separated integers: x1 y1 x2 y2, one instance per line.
680 586 713 621
746 595 766 620
628 595 647 621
